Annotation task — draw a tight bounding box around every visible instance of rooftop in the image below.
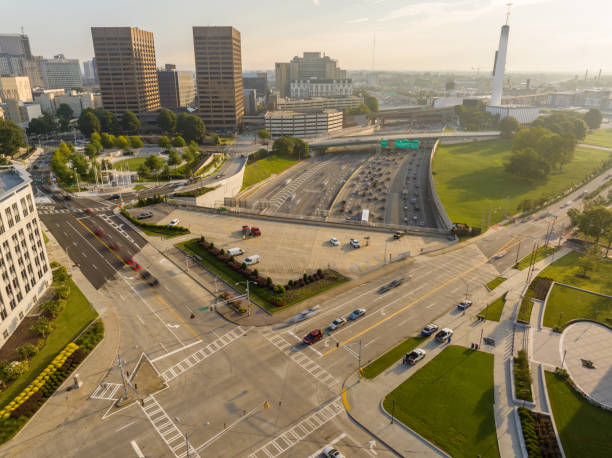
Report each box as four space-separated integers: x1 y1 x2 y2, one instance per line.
0 166 26 197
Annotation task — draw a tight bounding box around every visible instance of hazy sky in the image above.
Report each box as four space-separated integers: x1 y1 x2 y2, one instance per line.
3 0 611 74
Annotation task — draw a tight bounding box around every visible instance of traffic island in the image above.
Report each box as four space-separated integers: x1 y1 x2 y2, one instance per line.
115 355 165 409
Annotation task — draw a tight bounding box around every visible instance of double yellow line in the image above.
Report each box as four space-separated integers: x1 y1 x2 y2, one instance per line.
322 236 524 357
74 217 201 340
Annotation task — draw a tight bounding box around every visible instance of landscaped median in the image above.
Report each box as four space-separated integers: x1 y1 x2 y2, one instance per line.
121 208 189 238
361 336 425 379
479 292 507 322
513 349 533 403
486 276 506 291
174 185 219 198
514 245 558 270
177 237 348 312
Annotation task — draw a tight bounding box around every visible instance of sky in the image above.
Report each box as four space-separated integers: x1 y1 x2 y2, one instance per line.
3 0 611 74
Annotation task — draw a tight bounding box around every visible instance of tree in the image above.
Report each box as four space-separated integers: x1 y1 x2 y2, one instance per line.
101 111 119 134
145 154 164 172
100 133 116 149
158 136 171 148
499 116 519 138
182 149 194 163
292 137 309 159
360 90 379 112
71 153 89 176
130 136 143 149
505 147 550 181
121 110 141 134
31 316 54 337
26 118 48 136
172 136 186 147
272 136 295 156
16 343 38 360
78 110 101 137
157 108 177 134
137 163 150 178
116 135 130 150
567 204 612 243
0 119 26 156
176 113 205 143
584 108 603 129
257 129 270 143
578 246 600 278
84 143 98 158
187 140 199 154
56 103 74 120
167 149 181 166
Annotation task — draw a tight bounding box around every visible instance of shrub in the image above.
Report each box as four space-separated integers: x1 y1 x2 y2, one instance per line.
50 261 60 268
40 299 66 318
266 277 272 287
16 344 38 360
31 317 54 337
288 279 294 287
303 273 308 282
241 262 247 270
209 242 214 249
317 268 323 276
253 268 258 277
200 236 205 242
55 285 70 299
514 349 533 402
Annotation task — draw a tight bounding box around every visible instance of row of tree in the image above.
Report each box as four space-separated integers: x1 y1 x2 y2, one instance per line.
455 104 501 131
156 109 206 143
83 132 143 157
272 136 310 159
78 108 141 137
50 141 96 185
0 119 25 157
567 196 612 244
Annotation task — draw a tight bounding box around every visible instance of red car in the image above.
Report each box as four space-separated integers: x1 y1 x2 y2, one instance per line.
84 208 93 215
94 228 105 237
108 242 120 251
303 329 323 345
124 257 141 271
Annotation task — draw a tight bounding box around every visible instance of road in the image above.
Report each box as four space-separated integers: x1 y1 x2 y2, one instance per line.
174 156 247 194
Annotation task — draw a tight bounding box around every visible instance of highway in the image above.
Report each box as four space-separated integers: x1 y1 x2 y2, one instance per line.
310 130 501 148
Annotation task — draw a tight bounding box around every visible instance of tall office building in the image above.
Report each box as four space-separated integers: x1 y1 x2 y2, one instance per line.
275 52 346 99
193 26 244 131
91 27 160 115
40 54 82 91
157 64 195 109
0 166 52 348
0 34 32 59
82 59 98 84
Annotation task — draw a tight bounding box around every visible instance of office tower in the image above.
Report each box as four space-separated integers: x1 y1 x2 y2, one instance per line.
243 72 270 101
40 54 82 91
0 34 32 59
193 26 244 131
82 59 98 84
157 64 195 108
275 52 347 99
91 27 160 115
275 62 298 98
0 166 52 348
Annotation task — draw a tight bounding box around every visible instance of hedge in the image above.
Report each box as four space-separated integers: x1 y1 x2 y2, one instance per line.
174 185 218 198
121 209 189 235
514 349 533 402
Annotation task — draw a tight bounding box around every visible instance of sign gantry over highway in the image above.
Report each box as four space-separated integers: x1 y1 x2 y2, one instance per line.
380 139 420 149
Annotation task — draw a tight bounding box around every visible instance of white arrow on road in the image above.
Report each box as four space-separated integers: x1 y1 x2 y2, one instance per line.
167 323 180 329
369 440 377 455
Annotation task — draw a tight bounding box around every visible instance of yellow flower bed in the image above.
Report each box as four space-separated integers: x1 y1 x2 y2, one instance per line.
0 343 78 419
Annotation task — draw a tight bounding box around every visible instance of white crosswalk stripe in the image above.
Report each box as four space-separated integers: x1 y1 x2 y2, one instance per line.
37 206 112 215
90 382 123 400
140 395 200 458
160 326 246 383
248 399 343 458
259 329 337 389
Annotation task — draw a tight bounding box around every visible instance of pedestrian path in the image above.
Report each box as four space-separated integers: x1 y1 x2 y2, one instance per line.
160 326 246 383
140 395 200 458
90 382 123 401
259 328 338 390
248 399 343 458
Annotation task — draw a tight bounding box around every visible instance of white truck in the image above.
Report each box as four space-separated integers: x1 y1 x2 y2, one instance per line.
227 247 244 256
244 254 260 265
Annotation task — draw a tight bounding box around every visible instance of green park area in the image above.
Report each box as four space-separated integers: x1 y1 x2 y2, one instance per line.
545 371 612 458
362 336 425 379
241 155 298 190
539 250 612 295
514 246 558 270
584 128 612 148
544 285 612 328
432 140 611 227
113 157 148 171
479 292 507 322
383 346 499 458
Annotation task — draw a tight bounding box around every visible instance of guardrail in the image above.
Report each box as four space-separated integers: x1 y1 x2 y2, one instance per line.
428 140 454 231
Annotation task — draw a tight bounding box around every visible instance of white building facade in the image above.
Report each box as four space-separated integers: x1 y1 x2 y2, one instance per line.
0 167 51 347
276 95 363 112
290 78 353 98
40 54 82 91
265 109 343 138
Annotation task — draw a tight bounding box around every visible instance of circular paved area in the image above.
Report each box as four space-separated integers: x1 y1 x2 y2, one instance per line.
561 321 612 408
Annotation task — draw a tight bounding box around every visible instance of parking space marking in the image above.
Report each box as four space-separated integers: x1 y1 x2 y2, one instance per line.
248 399 343 458
90 382 123 400
160 326 246 383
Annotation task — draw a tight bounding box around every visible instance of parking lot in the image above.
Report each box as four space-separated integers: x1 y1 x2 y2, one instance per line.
145 207 451 283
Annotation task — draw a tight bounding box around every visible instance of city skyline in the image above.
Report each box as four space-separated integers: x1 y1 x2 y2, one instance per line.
2 0 611 74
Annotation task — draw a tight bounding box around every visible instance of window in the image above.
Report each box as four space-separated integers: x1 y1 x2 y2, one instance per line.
12 203 20 223
18 311 23 319
0 309 6 320
3 330 7 339
26 194 33 213
20 197 28 216
5 208 13 228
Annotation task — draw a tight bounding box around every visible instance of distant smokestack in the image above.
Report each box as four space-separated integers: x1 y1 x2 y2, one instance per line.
490 24 509 106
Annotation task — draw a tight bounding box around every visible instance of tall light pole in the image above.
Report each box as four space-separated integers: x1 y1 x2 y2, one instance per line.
235 280 253 316
174 418 209 458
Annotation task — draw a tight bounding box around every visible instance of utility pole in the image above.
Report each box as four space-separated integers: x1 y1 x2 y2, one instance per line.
514 240 521 266
118 354 129 401
358 340 362 376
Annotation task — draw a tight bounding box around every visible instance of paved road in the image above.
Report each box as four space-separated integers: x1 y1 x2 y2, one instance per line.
175 156 247 193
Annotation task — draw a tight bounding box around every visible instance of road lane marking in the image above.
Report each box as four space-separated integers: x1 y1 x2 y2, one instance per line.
342 388 351 411
136 315 145 325
130 440 145 458
151 339 203 363
116 420 136 432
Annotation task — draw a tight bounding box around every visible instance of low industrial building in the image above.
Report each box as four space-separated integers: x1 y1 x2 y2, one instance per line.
289 78 352 98
264 109 342 137
276 95 363 113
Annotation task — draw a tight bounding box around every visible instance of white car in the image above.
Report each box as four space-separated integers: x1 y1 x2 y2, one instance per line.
403 348 426 365
436 328 454 342
322 446 345 458
330 237 339 246
349 238 361 248
294 305 321 322
168 218 180 226
328 317 346 331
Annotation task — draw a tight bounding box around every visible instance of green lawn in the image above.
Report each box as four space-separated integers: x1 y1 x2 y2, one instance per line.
241 155 299 190
486 276 506 290
133 185 147 191
538 251 612 295
113 157 149 171
384 346 499 458
479 292 507 322
545 371 612 458
543 284 612 329
432 140 611 227
362 336 425 379
0 278 98 408
584 128 612 148
515 246 558 270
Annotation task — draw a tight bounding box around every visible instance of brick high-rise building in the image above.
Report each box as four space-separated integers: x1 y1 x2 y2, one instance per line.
157 64 195 109
91 27 160 115
193 26 244 131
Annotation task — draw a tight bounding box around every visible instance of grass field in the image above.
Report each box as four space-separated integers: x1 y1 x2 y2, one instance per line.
543 284 612 328
113 157 149 171
545 371 612 458
432 140 611 227
362 336 425 379
486 276 506 290
241 155 299 190
0 278 98 408
479 292 507 322
584 128 612 148
133 185 147 191
383 346 499 458
538 251 612 295
515 246 558 270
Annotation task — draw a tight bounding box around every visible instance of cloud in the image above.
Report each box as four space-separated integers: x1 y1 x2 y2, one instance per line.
347 17 369 24
313 0 319 5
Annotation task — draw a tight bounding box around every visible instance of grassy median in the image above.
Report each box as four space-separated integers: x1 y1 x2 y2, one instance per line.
486 276 506 290
514 246 557 270
241 155 298 190
479 292 507 322
362 336 425 379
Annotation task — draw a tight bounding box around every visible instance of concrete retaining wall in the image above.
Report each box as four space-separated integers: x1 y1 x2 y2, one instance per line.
428 140 454 231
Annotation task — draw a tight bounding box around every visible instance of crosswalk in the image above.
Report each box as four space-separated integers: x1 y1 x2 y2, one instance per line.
248 399 344 458
90 382 123 400
260 329 337 390
140 395 200 458
100 213 137 245
160 326 246 383
37 206 112 215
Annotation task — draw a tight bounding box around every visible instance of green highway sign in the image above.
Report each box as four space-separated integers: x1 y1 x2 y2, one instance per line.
199 306 210 311
380 139 388 147
382 139 419 149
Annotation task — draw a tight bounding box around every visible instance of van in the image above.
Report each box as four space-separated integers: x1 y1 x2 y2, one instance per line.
227 247 244 257
244 255 260 265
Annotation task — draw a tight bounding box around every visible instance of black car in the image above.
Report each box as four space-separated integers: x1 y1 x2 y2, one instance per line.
378 277 405 294
109 193 120 200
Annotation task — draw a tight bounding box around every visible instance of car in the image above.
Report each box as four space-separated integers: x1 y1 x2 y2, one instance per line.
349 238 361 248
109 193 120 200
436 328 453 342
84 208 93 215
215 174 224 179
124 257 141 271
294 305 321 322
137 211 153 220
561 201 572 208
329 237 339 246
457 299 473 311
322 446 345 458
492 250 507 260
403 348 426 365
393 231 404 239
328 317 346 331
108 241 121 251
93 228 105 237
421 323 439 337
168 218 180 226
63 194 72 200
348 308 366 320
378 277 405 294
303 329 323 345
